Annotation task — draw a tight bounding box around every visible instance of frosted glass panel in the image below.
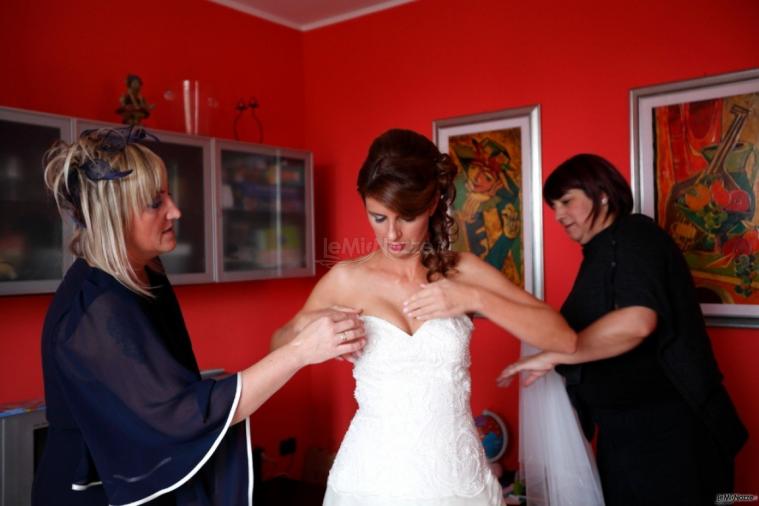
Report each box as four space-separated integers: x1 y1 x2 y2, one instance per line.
279 156 307 269
0 119 63 283
146 141 206 275
219 150 278 272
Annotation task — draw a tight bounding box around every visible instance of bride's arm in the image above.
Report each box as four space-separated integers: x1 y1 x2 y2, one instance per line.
271 264 362 351
403 252 576 353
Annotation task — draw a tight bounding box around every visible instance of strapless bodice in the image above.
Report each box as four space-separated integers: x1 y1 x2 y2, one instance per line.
352 315 473 419
324 315 504 506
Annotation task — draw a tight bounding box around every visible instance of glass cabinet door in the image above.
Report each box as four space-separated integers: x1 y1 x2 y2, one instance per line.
0 108 72 295
278 150 314 276
147 133 214 284
215 141 314 281
76 120 215 285
216 142 280 280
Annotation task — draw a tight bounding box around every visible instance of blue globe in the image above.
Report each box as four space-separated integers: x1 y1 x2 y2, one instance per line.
474 410 508 462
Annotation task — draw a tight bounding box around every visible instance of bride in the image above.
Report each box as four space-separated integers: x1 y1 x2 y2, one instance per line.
272 129 577 505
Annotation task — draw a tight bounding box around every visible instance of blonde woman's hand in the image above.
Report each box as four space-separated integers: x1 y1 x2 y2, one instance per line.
402 279 478 320
497 352 557 388
299 306 366 363
294 305 362 333
289 311 366 366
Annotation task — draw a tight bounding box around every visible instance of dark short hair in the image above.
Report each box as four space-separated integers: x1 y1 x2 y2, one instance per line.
543 153 633 226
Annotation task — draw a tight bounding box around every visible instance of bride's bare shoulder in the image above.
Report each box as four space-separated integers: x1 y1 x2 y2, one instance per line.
333 251 379 274
315 252 377 295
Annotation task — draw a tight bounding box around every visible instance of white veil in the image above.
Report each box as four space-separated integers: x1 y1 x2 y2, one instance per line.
518 343 605 506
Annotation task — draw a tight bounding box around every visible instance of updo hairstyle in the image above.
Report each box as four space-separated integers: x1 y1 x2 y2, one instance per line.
357 128 459 281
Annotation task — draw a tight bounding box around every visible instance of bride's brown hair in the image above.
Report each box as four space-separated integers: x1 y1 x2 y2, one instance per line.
357 129 458 281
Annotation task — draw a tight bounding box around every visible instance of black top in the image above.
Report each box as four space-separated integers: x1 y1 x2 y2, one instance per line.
33 259 251 506
559 214 680 408
557 214 747 456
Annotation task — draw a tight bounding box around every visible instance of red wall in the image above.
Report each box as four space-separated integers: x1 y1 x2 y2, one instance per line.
300 0 759 490
1 0 757 492
0 0 316 479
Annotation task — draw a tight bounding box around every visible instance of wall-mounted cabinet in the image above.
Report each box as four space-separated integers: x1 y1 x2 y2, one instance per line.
0 107 315 296
0 108 74 296
215 140 314 281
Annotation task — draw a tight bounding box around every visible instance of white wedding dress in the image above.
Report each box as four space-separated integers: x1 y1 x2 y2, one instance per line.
323 315 504 506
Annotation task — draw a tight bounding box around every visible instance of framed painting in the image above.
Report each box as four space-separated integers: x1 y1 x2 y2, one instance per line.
433 105 544 298
631 68 759 327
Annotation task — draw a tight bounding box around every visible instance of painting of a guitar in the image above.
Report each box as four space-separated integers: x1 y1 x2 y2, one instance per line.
653 87 759 308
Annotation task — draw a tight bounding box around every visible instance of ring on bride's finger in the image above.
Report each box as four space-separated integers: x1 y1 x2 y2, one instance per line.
339 331 349 342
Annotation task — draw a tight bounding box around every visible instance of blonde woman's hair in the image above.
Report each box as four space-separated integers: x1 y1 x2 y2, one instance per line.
44 127 166 296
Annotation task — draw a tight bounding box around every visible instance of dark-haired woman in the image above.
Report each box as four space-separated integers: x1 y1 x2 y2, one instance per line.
499 154 747 505
272 129 577 506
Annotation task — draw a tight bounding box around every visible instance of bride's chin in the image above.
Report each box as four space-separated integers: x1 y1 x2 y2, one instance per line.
380 246 422 259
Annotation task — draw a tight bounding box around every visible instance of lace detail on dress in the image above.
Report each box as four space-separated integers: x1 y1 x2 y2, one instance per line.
325 316 503 506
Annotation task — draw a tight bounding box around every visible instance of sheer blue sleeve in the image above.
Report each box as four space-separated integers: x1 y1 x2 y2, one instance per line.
54 289 252 506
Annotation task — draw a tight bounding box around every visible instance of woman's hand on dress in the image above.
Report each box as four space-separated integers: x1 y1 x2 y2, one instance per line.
289 311 366 366
294 305 361 333
497 352 558 388
336 350 363 364
402 280 478 320
298 306 366 363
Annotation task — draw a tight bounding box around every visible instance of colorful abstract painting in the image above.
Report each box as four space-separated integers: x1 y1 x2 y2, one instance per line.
434 106 543 297
654 92 759 305
448 128 524 287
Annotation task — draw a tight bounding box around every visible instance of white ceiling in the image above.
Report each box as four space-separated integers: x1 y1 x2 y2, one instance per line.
209 0 414 31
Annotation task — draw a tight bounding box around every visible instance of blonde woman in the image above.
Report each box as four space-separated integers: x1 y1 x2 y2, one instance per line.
32 127 365 506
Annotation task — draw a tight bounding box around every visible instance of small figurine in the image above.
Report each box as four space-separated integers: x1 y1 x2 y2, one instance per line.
116 74 154 125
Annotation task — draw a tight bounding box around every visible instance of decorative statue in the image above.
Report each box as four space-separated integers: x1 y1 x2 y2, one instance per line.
116 74 154 125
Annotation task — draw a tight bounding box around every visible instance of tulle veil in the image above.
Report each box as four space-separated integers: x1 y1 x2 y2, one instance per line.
518 343 605 506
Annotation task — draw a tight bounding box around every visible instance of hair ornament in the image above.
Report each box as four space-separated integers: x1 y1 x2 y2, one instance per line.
78 126 159 182
88 125 159 152
79 158 131 181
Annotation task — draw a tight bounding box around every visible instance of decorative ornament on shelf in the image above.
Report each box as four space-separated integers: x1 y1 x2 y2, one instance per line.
233 97 264 143
116 74 154 125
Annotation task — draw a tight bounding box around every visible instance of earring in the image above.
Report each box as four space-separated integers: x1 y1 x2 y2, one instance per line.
601 197 608 205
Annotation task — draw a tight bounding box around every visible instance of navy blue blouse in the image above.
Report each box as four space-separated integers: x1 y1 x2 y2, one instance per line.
33 259 252 506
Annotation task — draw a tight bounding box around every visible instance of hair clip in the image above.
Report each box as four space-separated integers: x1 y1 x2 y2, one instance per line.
79 158 133 181
77 126 159 182
80 125 159 152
